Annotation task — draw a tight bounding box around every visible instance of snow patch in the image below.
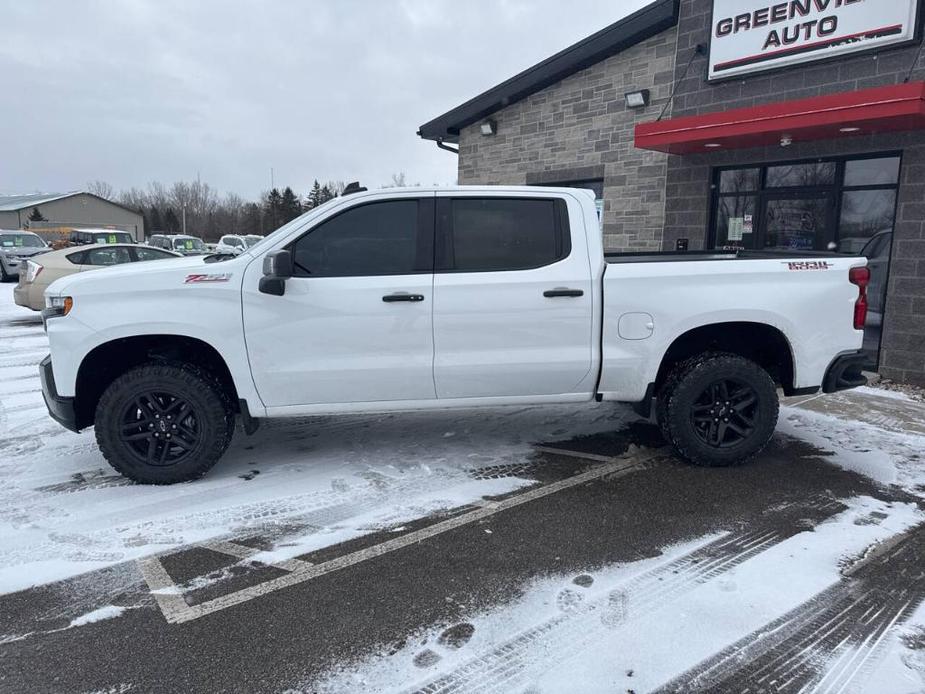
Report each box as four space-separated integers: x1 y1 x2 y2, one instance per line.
69 605 126 627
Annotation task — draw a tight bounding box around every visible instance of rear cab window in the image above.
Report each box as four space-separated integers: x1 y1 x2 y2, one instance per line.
436 197 570 272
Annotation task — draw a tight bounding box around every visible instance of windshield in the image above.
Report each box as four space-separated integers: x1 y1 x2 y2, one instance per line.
92 232 133 244
0 233 46 249
244 235 262 247
173 237 205 251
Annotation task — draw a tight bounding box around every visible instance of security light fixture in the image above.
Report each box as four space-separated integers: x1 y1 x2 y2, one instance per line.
839 126 861 133
624 89 650 109
780 134 793 147
480 119 497 136
704 143 722 148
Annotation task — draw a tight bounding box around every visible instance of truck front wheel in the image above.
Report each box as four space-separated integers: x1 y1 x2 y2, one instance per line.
95 363 235 484
658 353 778 467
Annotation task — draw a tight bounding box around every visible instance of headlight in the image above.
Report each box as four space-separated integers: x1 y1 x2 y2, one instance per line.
43 295 73 319
23 260 43 284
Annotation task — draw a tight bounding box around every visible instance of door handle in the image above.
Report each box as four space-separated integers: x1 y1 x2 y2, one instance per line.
382 293 425 303
543 288 584 298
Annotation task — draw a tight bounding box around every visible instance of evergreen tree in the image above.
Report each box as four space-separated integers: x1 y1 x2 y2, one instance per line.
241 203 263 235
263 188 283 230
149 206 163 233
281 186 302 223
164 208 180 234
319 185 334 204
306 180 323 210
28 207 46 222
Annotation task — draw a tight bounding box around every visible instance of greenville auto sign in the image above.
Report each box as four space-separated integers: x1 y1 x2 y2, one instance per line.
708 0 920 81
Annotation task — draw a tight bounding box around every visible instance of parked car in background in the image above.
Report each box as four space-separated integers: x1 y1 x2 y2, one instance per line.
13 243 180 310
0 230 50 281
861 230 892 322
215 234 264 255
69 229 136 246
149 234 208 256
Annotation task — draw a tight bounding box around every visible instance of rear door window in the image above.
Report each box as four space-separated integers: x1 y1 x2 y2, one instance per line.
439 198 569 272
134 247 176 261
84 247 132 266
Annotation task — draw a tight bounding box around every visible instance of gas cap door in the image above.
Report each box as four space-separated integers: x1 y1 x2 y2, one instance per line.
618 312 655 340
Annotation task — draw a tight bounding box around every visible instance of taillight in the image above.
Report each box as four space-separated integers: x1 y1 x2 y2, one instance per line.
24 260 43 284
849 266 870 330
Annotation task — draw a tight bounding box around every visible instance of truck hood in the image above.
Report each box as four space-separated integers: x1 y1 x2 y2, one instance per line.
46 254 249 296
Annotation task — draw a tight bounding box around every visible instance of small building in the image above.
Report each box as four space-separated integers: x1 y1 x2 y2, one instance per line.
0 192 144 242
418 0 925 386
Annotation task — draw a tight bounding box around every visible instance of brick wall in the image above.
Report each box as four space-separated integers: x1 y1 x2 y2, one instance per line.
457 30 678 251
665 0 925 385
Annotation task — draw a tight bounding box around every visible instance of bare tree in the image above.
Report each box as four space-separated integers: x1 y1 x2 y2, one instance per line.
86 180 115 200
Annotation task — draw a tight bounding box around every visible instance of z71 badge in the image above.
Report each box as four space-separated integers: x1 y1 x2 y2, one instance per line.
785 261 832 271
185 273 233 284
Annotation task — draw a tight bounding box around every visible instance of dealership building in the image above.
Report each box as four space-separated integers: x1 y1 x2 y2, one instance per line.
419 0 925 386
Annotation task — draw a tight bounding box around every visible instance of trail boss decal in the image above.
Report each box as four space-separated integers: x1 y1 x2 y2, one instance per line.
785 261 833 270
709 0 919 81
185 273 232 284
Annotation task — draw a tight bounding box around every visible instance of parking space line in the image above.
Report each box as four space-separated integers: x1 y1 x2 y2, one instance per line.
137 556 193 624
201 539 315 572
141 449 663 624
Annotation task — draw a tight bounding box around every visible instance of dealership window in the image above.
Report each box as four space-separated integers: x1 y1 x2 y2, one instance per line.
710 154 900 253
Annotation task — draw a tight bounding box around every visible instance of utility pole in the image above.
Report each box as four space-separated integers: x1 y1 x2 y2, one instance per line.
270 167 275 190
182 205 187 235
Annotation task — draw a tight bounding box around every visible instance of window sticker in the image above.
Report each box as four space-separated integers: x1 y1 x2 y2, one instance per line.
185 240 194 250
728 217 745 241
108 234 117 244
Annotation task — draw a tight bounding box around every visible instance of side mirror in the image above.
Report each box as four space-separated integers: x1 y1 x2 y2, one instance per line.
259 250 293 296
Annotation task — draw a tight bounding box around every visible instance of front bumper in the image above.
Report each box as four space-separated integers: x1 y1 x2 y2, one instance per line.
40 355 80 432
822 351 868 394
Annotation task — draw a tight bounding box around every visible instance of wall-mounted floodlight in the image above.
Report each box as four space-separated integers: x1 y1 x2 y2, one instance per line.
480 119 497 136
624 89 650 109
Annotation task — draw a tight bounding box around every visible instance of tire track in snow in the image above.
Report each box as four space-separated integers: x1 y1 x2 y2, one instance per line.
405 497 846 694
658 522 925 693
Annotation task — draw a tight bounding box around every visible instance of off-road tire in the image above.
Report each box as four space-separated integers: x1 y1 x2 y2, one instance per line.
658 352 778 467
95 363 235 484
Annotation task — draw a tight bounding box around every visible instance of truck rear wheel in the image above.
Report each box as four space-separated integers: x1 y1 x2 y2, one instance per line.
95 363 235 484
658 353 778 467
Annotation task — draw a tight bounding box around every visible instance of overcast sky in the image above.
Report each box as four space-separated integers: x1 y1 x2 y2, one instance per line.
1 0 651 200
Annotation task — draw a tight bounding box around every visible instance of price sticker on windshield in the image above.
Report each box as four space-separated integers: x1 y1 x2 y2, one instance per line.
108 234 117 244
185 240 193 250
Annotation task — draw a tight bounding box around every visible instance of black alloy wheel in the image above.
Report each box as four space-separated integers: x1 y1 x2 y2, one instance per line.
120 390 203 467
95 363 235 484
689 378 759 449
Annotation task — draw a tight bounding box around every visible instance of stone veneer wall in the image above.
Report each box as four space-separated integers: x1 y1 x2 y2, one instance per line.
457 29 678 251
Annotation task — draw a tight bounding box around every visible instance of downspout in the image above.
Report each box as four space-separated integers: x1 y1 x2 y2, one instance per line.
436 138 459 155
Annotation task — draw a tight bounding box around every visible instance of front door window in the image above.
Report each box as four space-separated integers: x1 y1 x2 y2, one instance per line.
763 195 833 251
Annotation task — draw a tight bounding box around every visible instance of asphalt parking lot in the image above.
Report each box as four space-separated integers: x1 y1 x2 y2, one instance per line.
2 286 925 693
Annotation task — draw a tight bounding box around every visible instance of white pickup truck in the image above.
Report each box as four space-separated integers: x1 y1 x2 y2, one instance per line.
40 185 871 484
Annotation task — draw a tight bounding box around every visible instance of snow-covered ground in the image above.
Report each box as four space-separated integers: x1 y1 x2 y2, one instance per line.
2 283 924 692
0 286 636 594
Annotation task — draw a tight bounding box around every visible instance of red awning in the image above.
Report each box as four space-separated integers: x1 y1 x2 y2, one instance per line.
635 82 925 154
